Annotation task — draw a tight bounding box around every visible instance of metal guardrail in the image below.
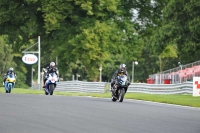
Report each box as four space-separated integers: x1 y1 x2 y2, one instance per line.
30 81 193 94
29 84 41 90
50 81 193 94
55 81 105 93
128 82 193 94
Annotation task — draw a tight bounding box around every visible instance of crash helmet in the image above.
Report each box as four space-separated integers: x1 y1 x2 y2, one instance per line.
50 62 55 68
9 67 14 72
119 64 126 72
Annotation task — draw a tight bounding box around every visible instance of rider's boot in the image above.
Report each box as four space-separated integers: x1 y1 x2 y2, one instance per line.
111 87 114 95
43 79 47 88
42 83 46 88
111 85 117 96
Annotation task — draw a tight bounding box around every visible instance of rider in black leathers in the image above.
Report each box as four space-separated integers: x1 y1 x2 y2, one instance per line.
43 62 59 88
110 64 130 94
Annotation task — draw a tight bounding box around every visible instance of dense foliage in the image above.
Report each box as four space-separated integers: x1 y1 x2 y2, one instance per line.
0 0 199 86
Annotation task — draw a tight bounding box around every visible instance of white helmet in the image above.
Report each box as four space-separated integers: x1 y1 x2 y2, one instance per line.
9 67 14 72
119 64 126 72
50 62 55 68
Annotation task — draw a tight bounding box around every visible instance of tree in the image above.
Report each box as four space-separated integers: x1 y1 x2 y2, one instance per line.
158 44 178 72
41 0 143 81
1 0 170 82
0 35 16 75
154 0 200 65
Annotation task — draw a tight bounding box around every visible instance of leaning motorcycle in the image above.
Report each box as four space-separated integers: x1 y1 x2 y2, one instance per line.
111 75 128 102
44 72 58 95
4 74 16 93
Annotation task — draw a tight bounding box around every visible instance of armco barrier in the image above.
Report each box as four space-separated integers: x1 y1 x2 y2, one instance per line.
127 82 192 94
55 81 106 93
30 81 193 94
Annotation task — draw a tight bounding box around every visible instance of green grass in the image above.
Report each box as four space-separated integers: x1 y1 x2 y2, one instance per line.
1 87 200 108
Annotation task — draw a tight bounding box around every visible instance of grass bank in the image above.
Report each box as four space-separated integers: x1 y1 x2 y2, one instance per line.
0 87 200 108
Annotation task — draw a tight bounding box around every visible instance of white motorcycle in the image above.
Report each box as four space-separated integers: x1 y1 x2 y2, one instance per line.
44 72 58 95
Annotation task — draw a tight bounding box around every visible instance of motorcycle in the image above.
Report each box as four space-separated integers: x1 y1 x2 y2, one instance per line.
44 72 58 95
4 73 16 93
111 75 129 102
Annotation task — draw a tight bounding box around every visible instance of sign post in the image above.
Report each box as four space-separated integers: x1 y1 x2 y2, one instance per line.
193 77 200 96
22 36 41 89
99 64 102 82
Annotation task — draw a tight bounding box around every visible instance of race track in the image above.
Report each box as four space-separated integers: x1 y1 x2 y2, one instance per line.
0 93 200 133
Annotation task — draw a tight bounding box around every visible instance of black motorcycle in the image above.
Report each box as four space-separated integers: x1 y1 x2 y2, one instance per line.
111 75 128 102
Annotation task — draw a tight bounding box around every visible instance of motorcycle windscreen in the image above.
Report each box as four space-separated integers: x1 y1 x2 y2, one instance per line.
8 74 14 78
117 75 127 86
48 73 57 83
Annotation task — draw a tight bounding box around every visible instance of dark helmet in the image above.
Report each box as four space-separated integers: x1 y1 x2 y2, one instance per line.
9 67 14 72
119 64 126 72
50 62 55 68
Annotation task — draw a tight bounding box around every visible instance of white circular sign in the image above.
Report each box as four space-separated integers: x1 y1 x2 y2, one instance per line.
22 54 38 65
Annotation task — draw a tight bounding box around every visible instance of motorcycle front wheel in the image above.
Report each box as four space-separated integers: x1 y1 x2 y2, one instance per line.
8 85 12 93
118 88 125 102
49 84 55 95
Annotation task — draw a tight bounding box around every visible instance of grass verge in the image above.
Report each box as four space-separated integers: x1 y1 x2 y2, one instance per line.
0 87 200 108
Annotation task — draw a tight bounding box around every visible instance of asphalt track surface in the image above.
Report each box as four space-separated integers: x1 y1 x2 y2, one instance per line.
0 93 200 133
